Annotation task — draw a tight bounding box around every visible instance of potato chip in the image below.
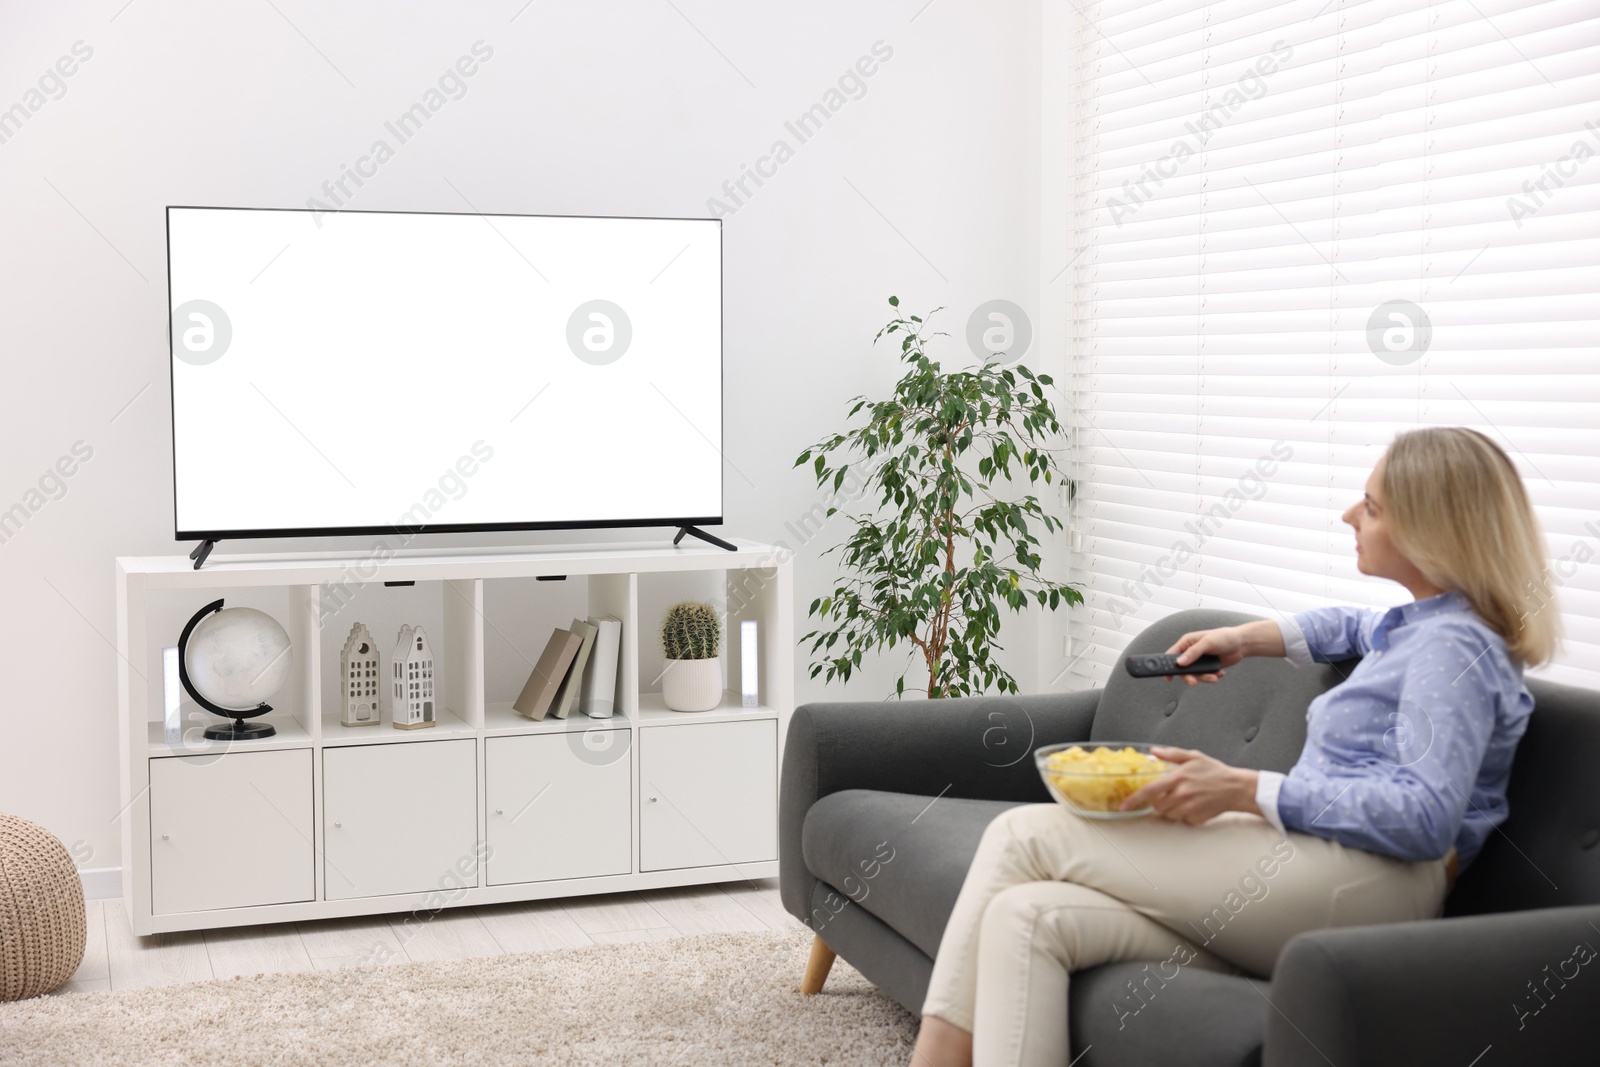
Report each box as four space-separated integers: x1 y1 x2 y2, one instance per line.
1042 745 1172 813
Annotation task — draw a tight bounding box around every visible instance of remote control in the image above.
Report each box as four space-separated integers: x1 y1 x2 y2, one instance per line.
1124 652 1224 678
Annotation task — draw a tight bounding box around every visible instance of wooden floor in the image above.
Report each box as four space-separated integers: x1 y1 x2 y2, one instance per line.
54 877 803 995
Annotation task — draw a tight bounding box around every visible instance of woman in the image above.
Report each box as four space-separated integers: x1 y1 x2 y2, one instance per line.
912 427 1562 1067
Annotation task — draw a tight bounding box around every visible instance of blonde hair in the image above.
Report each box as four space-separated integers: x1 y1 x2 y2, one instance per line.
1380 427 1562 667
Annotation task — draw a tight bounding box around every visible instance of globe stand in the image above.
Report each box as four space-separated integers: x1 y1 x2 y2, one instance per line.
203 718 278 742
178 598 281 743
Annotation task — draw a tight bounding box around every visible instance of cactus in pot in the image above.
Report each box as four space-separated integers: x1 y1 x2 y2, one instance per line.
660 601 723 712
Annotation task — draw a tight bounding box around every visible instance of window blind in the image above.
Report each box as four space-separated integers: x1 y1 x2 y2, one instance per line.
1063 0 1600 691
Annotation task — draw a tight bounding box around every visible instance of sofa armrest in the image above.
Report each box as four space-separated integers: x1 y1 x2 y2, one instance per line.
779 689 1100 922
1266 902 1600 1065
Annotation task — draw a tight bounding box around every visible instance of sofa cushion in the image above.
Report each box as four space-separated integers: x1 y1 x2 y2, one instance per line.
1070 962 1269 1067
802 788 1023 958
1092 607 1343 774
803 877 943 1016
1446 675 1600 916
802 788 1274 1065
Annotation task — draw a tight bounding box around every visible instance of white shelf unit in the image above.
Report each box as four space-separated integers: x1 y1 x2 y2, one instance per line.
116 539 793 934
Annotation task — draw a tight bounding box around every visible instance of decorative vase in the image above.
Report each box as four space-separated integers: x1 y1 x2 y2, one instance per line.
661 657 721 712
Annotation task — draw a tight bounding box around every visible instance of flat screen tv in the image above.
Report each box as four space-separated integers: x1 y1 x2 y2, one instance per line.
166 206 724 562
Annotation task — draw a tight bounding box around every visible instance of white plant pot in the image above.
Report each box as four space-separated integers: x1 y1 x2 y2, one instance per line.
661 657 722 712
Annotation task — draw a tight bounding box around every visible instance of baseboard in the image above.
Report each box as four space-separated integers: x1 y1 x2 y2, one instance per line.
80 867 121 901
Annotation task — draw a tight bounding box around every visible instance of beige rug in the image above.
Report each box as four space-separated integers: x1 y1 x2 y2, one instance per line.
0 926 918 1066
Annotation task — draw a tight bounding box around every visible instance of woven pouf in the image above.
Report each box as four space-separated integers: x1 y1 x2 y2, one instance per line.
0 813 87 1000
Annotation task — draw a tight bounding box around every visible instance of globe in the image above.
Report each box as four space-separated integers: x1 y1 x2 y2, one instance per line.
183 606 292 713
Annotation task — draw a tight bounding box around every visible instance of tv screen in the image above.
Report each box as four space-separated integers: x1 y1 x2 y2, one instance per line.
166 206 722 541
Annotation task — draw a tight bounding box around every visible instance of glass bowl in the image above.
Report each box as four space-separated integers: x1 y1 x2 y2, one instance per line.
1034 741 1176 819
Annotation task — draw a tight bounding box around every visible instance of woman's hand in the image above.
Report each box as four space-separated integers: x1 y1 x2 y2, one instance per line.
1119 746 1261 824
1164 626 1246 686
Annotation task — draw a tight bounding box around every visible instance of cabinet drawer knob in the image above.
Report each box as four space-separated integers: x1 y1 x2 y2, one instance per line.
161 833 169 840
648 796 658 803
334 822 342 829
494 809 504 816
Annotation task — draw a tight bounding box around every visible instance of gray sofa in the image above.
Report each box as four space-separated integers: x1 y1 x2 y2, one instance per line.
779 607 1600 1065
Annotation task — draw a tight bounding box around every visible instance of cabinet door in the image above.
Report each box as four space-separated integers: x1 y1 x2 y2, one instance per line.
639 719 777 872
485 732 631 885
149 749 314 914
323 740 478 900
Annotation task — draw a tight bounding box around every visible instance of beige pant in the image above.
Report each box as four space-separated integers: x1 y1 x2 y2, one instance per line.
920 803 1451 1067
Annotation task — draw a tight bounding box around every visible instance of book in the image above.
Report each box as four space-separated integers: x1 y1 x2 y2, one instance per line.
551 619 598 719
514 628 581 721
581 615 622 718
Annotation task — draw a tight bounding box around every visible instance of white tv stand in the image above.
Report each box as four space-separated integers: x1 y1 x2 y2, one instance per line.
115 539 792 935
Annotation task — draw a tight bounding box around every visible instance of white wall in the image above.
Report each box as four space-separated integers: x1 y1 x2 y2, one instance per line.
0 0 1046 869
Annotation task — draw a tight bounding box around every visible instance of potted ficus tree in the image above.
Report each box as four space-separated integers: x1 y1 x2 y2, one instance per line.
660 600 723 711
795 296 1083 699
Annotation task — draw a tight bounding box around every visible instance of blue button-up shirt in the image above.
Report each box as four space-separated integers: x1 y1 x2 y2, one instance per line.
1256 589 1534 870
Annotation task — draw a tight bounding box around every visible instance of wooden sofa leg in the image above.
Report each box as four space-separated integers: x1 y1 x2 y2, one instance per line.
801 935 837 994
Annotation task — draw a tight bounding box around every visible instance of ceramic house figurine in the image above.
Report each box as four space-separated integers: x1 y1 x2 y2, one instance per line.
340 622 381 727
391 624 436 730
